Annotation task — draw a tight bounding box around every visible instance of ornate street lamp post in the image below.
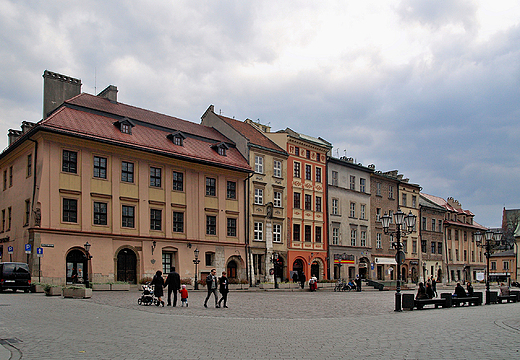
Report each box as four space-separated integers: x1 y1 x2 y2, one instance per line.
382 209 416 312
193 248 200 290
475 229 503 305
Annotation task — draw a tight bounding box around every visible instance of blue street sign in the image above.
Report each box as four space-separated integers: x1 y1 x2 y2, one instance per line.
36 247 43 257
7 246 14 254
25 244 32 254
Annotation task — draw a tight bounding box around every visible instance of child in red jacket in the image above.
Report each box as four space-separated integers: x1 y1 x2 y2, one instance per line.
179 284 189 307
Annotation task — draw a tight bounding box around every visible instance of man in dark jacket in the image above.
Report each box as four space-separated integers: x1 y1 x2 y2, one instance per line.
217 271 229 308
454 282 467 298
164 266 181 306
204 269 219 308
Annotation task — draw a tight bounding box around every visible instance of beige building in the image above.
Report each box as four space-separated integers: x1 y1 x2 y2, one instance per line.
398 179 421 283
0 71 251 286
201 107 288 284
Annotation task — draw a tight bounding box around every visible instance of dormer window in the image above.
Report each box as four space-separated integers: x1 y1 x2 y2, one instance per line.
167 131 186 147
114 118 135 134
212 142 229 156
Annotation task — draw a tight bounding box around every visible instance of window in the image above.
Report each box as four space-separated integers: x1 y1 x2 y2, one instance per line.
173 172 184 191
376 183 381 196
360 178 366 193
173 136 183 146
360 204 366 220
350 229 357 246
206 215 217 235
360 231 366 247
150 167 161 187
255 156 263 173
491 261 497 270
305 164 311 180
431 219 436 232
305 225 312 242
27 154 32 177
332 228 339 245
227 218 236 237
226 181 236 199
150 209 162 231
93 156 107 179
217 146 226 156
332 198 339 215
24 199 30 226
388 210 394 223
315 226 322 243
9 166 12 187
205 252 215 267
376 233 382 249
422 217 427 230
463 250 467 261
306 150 311 159
464 231 467 241
412 240 417 253
388 185 394 199
93 202 107 225
294 192 301 209
273 160 282 177
350 176 355 190
2 170 6 190
376 208 381 222
206 177 216 196
331 171 338 186
438 242 442 254
254 222 263 241
274 191 282 207
402 193 407 207
448 248 452 261
254 188 263 205
349 202 356 218
438 220 442 232
294 162 300 178
273 223 282 242
62 150 77 173
121 161 134 183
316 167 322 182
455 249 459 261
315 196 322 212
172 212 184 232
293 224 300 242
471 251 475 262
503 261 509 270
122 205 135 228
1 209 5 232
63 199 77 223
121 123 131 134
162 252 174 274
7 207 11 231
403 240 408 253
294 146 299 156
431 242 435 254
412 195 417 208
304 194 312 210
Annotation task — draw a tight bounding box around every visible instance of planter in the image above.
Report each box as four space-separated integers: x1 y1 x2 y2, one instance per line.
110 283 130 291
32 284 45 293
63 287 92 299
229 283 249 290
92 283 111 291
44 286 63 296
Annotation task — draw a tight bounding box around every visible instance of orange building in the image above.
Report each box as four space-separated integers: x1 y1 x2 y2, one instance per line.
265 128 332 280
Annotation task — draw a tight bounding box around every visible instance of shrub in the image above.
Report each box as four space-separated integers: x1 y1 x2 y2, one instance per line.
180 278 192 285
197 279 206 287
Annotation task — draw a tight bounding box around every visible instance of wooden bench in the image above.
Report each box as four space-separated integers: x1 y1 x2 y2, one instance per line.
414 298 448 309
452 296 481 306
497 294 517 303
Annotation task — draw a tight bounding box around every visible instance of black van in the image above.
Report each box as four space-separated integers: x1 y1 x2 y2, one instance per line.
0 262 32 292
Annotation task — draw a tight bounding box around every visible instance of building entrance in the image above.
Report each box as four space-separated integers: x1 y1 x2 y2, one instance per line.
66 249 87 284
117 248 137 284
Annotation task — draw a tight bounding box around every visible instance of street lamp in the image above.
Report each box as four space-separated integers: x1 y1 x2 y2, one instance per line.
382 209 416 312
475 229 504 305
193 248 200 290
83 242 92 288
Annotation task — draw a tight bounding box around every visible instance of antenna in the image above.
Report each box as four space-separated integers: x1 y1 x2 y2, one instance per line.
94 67 97 94
344 149 347 156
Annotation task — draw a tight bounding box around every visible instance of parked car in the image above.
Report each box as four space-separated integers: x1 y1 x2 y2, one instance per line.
0 262 32 292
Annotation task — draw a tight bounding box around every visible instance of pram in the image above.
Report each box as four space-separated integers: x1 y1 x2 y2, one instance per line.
137 282 158 306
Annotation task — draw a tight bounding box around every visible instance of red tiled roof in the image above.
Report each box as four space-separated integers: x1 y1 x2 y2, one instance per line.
421 193 474 216
40 102 251 172
216 115 286 153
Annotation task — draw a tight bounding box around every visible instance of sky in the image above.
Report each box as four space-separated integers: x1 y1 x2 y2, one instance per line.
1 0 519 228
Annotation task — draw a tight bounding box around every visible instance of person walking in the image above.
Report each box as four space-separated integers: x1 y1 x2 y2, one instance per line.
426 282 434 299
299 271 306 290
431 277 437 297
164 266 181 307
355 275 362 292
204 269 219 308
217 271 229 308
179 284 189 307
151 270 165 307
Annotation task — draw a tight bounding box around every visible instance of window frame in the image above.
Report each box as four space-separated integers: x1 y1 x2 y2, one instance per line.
150 208 162 231
93 155 107 179
172 211 184 233
121 205 135 228
150 167 162 188
121 161 134 183
227 218 237 237
63 198 78 223
206 215 217 235
227 181 236 199
172 171 184 191
206 177 217 196
254 155 264 174
62 150 78 174
273 160 282 178
93 201 108 226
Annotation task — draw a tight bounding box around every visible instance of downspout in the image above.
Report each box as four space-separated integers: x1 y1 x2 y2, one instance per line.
325 156 330 280
244 171 254 287
28 137 38 273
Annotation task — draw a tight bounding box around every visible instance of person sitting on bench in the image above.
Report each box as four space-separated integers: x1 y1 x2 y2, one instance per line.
454 283 467 298
416 282 427 300
499 283 510 296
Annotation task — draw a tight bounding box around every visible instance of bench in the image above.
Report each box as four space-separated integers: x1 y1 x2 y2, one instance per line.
414 298 448 309
497 294 517 303
452 296 481 306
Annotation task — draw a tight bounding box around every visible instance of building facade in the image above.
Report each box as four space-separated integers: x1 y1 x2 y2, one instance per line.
201 107 288 284
419 194 446 283
327 156 373 280
398 179 421 283
0 71 251 286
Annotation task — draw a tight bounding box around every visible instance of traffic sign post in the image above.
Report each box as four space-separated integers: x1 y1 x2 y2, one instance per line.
36 247 43 283
7 246 13 262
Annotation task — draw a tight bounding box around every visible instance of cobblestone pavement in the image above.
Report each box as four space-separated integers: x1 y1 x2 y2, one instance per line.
1 287 519 359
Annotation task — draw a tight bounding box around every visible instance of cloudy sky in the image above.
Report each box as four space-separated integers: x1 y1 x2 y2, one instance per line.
1 0 519 227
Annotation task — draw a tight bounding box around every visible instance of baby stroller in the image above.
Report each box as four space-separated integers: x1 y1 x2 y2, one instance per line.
138 282 158 306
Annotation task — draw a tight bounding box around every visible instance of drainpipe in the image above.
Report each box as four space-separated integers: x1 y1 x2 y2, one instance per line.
28 138 38 274
244 171 254 287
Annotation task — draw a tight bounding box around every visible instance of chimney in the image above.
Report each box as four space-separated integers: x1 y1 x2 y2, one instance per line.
97 85 118 103
43 70 82 119
8 129 22 146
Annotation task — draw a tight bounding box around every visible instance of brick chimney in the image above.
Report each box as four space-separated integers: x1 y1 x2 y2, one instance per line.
43 70 82 119
97 85 118 103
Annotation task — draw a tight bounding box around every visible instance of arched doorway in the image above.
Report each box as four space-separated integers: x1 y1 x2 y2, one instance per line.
437 269 442 282
117 248 137 284
359 257 369 279
66 249 87 284
293 258 305 280
227 260 238 279
274 257 284 282
311 261 319 278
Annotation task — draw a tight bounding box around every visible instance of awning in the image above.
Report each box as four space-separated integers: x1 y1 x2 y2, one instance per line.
374 257 397 265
